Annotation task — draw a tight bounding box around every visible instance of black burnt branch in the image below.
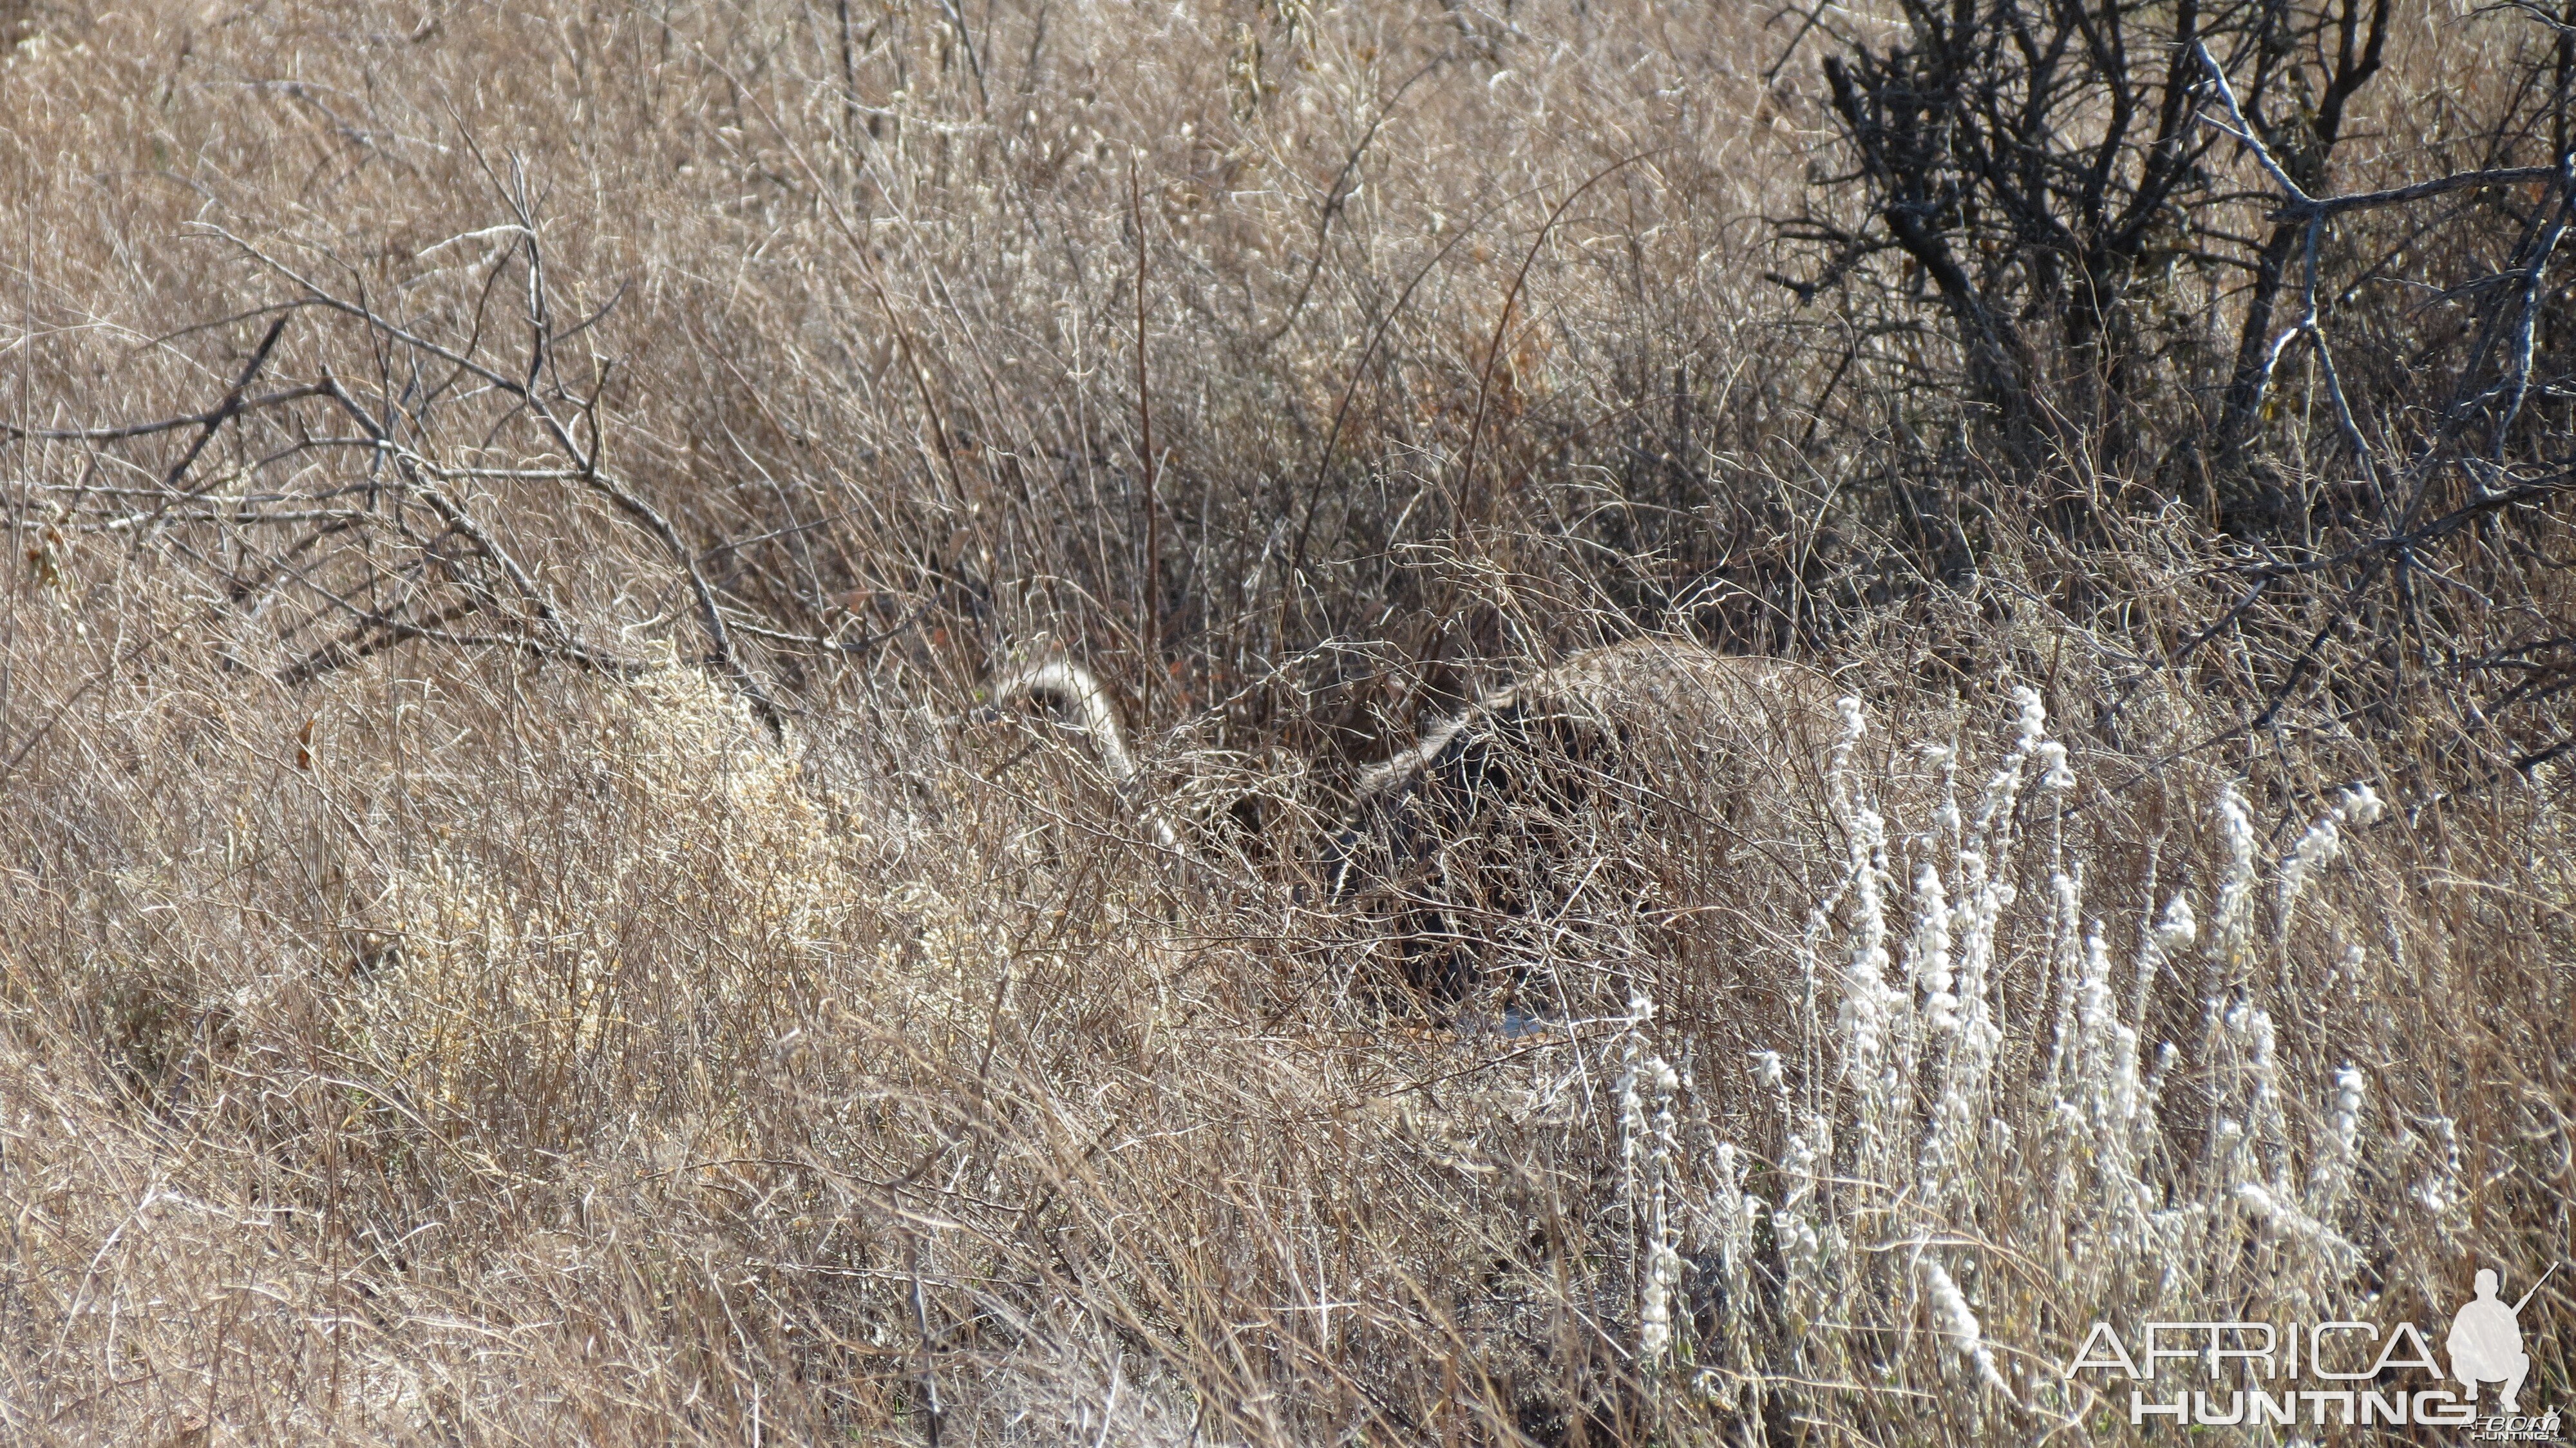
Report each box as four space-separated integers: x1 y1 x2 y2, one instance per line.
1778 0 2576 805
1808 0 2232 470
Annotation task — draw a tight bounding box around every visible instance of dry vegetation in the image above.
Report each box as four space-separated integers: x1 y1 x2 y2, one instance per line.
2 0 2573 1441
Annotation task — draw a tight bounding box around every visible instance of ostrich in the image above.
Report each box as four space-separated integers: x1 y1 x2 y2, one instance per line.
988 641 1843 1022
982 659 1180 852
1316 641 1842 1020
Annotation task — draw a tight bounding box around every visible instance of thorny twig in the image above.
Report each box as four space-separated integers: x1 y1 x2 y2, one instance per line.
2 195 796 720
197 206 786 730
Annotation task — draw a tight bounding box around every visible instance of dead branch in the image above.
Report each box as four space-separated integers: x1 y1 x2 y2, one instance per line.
207 223 785 730
0 385 329 443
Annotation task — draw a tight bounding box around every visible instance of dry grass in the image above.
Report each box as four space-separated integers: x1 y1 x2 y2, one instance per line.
2 0 2572 1442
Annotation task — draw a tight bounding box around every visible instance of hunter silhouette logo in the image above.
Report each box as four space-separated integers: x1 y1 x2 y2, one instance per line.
2454 1264 2561 1442
2451 1267 2543 1413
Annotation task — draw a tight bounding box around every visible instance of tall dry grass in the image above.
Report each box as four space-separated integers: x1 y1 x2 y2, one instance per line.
3 0 2571 1442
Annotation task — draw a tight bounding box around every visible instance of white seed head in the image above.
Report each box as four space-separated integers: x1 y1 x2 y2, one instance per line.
2036 740 2075 792
2210 786 2259 961
2009 684 2047 747
1917 1253 2014 1398
2152 893 2197 954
